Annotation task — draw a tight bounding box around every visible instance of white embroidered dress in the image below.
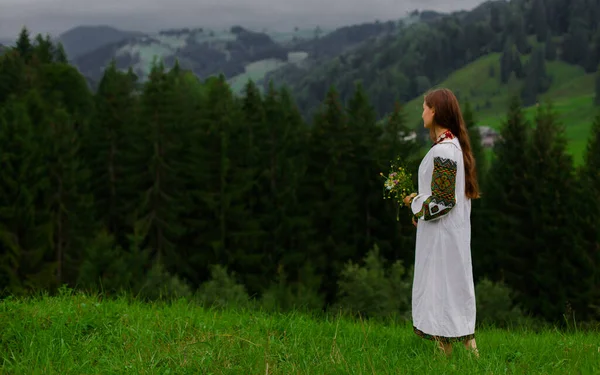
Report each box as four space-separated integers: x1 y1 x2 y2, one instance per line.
409 132 476 342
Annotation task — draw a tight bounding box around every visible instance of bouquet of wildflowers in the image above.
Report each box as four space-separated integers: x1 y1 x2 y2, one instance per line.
380 157 415 220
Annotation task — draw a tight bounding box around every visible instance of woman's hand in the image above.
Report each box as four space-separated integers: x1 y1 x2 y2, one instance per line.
403 193 417 207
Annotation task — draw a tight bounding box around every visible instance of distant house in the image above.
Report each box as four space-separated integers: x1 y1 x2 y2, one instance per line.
478 126 500 148
401 131 417 142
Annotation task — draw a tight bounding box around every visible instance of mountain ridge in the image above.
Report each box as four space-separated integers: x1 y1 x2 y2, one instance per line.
262 0 600 121
56 21 406 93
58 25 146 60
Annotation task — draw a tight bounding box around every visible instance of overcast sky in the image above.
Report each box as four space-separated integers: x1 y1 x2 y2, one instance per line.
0 0 484 39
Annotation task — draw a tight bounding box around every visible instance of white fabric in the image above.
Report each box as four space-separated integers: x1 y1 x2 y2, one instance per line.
410 137 476 338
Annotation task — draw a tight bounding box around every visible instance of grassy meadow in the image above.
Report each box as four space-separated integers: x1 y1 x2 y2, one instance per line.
404 53 597 164
1 293 599 374
229 59 289 94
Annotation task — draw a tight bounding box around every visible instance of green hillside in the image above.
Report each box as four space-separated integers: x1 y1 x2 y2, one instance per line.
228 52 309 94
403 53 597 164
2 294 599 374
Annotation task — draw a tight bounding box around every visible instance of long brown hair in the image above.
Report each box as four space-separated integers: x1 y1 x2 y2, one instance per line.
424 88 480 199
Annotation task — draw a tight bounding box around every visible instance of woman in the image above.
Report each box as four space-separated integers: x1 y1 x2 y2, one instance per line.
403 88 479 357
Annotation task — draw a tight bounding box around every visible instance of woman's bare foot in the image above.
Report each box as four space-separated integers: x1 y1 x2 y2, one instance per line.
437 341 453 356
464 338 479 357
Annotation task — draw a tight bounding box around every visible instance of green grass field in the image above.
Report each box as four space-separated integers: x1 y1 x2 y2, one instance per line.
229 53 310 94
404 53 597 164
1 293 599 374
229 59 288 94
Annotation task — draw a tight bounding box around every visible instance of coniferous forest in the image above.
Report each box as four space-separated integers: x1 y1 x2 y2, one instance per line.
1 26 600 330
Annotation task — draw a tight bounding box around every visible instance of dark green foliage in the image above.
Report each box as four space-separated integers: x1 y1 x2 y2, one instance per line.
0 99 49 293
531 0 549 42
575 113 600 320
43 106 96 286
32 34 55 64
525 103 580 321
1 23 600 326
255 83 312 294
476 95 599 322
587 30 600 73
84 60 138 245
462 99 485 178
133 61 187 268
521 46 551 106
232 79 269 293
77 230 150 295
560 16 590 66
265 0 600 120
195 265 250 309
36 62 94 122
477 95 532 288
500 41 524 84
377 102 420 259
54 42 68 63
595 66 600 106
15 27 32 62
545 38 557 61
304 86 358 303
334 245 411 320
0 49 28 104
474 279 526 328
490 4 503 33
511 13 532 55
345 83 382 253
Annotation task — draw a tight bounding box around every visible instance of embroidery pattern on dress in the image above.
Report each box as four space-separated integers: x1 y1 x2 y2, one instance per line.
415 156 457 220
413 326 475 343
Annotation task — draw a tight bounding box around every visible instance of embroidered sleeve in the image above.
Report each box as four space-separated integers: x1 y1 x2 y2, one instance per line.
413 156 457 221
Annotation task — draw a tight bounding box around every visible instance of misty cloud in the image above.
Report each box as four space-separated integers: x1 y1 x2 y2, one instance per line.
0 0 484 38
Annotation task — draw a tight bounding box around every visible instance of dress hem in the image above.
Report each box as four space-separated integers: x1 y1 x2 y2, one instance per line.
413 325 475 343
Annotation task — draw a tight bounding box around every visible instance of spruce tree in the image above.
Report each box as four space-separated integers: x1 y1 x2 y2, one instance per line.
521 46 551 106
490 5 502 33
15 26 32 61
561 18 589 66
32 34 55 64
462 99 487 278
36 62 94 123
531 0 549 42
85 60 139 245
576 112 600 320
219 78 264 292
377 101 420 261
235 79 272 293
182 74 254 285
43 106 96 285
259 83 316 299
512 13 531 55
478 95 533 290
462 99 485 178
545 38 557 61
595 65 600 106
345 82 381 252
304 85 357 303
165 67 210 287
0 100 49 293
587 29 600 73
526 103 582 321
54 42 68 63
134 61 187 269
512 45 524 79
380 101 418 164
500 40 514 84
0 48 28 104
